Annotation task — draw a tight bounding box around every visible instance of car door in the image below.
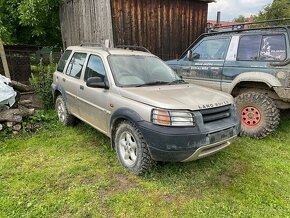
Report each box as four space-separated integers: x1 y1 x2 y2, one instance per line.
77 54 110 134
62 52 87 116
180 37 231 90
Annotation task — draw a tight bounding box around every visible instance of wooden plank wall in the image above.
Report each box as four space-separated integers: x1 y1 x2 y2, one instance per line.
59 0 114 48
111 0 208 60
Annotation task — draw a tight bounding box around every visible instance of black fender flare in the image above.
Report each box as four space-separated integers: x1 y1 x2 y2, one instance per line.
109 108 144 148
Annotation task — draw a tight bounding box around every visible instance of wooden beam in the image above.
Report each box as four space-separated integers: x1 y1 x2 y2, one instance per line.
0 38 10 79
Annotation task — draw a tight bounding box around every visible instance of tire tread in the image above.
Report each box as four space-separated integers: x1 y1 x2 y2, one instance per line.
115 121 155 175
235 92 280 139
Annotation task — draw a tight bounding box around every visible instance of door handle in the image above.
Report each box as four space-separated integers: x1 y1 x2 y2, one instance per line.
80 85 84 90
62 78 66 82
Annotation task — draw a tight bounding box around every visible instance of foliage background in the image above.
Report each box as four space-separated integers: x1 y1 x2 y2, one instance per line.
0 0 62 46
233 0 290 23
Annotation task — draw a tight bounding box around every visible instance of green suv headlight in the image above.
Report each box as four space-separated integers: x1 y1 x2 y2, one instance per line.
152 109 195 126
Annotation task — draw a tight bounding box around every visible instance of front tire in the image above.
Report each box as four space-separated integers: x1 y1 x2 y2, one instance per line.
235 92 280 139
114 121 154 175
55 95 76 126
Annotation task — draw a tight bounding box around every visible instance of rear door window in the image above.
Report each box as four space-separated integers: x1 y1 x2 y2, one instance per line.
65 52 87 79
237 35 262 61
57 50 72 72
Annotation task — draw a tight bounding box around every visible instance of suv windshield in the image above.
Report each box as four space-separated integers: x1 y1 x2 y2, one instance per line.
108 55 182 87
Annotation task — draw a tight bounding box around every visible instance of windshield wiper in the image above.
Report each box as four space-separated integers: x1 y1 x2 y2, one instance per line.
136 81 169 87
168 79 187 85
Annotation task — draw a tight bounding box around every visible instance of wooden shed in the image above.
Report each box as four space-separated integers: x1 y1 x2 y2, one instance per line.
60 0 213 60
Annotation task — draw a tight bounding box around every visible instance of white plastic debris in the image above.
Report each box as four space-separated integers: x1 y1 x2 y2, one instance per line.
0 75 16 107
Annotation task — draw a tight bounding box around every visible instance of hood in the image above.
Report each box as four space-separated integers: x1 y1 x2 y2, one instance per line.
119 84 233 111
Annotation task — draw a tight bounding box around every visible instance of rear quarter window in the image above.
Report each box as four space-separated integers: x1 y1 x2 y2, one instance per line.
237 34 287 62
260 35 286 61
57 50 72 72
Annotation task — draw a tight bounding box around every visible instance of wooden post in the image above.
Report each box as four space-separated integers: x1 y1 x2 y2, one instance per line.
0 38 10 79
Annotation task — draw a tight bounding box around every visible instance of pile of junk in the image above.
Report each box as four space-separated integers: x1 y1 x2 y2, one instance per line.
0 75 40 134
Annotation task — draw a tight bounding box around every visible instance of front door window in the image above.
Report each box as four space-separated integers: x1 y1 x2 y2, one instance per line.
191 38 230 60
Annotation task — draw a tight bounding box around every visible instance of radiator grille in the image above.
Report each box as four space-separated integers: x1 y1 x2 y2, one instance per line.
200 105 231 123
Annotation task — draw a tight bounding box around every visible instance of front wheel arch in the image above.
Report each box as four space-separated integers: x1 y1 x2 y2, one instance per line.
231 81 274 97
109 108 144 148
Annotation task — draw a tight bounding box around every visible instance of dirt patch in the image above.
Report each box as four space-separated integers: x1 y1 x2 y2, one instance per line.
95 173 137 199
112 173 138 193
96 173 139 216
219 174 234 187
216 161 249 187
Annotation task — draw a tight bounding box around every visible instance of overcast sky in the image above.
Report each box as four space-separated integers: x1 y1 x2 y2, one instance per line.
208 0 273 21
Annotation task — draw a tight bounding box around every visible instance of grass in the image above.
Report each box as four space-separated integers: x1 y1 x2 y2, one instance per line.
0 112 289 217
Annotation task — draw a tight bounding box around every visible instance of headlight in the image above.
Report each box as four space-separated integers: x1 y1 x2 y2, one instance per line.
152 109 195 126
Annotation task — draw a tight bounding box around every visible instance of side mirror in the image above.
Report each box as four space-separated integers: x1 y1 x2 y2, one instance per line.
186 50 193 61
86 77 109 89
186 50 200 61
192 53 200 60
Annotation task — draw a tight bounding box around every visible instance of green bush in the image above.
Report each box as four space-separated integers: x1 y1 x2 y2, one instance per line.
30 52 56 110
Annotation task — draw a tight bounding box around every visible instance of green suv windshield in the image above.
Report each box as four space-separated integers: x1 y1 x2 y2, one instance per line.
108 55 183 87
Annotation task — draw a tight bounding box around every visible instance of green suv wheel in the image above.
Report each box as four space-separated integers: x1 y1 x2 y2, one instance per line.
114 121 154 175
235 92 280 139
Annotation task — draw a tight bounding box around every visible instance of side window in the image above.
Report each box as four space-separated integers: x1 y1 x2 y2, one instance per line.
260 35 286 61
237 35 262 61
191 38 230 60
84 55 106 82
65 52 87 79
57 50 72 72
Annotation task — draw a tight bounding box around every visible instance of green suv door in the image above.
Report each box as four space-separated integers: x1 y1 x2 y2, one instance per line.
179 37 231 90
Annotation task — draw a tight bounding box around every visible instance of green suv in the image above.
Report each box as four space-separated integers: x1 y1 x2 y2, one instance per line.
167 25 290 139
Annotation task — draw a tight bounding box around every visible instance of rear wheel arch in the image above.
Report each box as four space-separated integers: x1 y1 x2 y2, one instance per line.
55 95 76 126
54 90 62 102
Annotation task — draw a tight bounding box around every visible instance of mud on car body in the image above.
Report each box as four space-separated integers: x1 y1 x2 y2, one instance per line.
52 45 240 175
166 24 290 139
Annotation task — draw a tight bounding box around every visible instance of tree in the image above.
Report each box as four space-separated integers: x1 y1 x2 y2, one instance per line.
255 0 290 22
0 0 62 46
233 15 247 23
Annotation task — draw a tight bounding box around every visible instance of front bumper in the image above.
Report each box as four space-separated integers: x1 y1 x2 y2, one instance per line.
182 135 237 162
137 115 240 162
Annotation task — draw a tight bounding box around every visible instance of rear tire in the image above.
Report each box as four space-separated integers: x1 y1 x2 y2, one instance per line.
235 92 280 139
114 121 155 175
55 95 76 126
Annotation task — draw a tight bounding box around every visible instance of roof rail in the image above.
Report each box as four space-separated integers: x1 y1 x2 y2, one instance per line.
80 42 104 47
115 45 151 53
80 41 111 55
208 18 290 32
